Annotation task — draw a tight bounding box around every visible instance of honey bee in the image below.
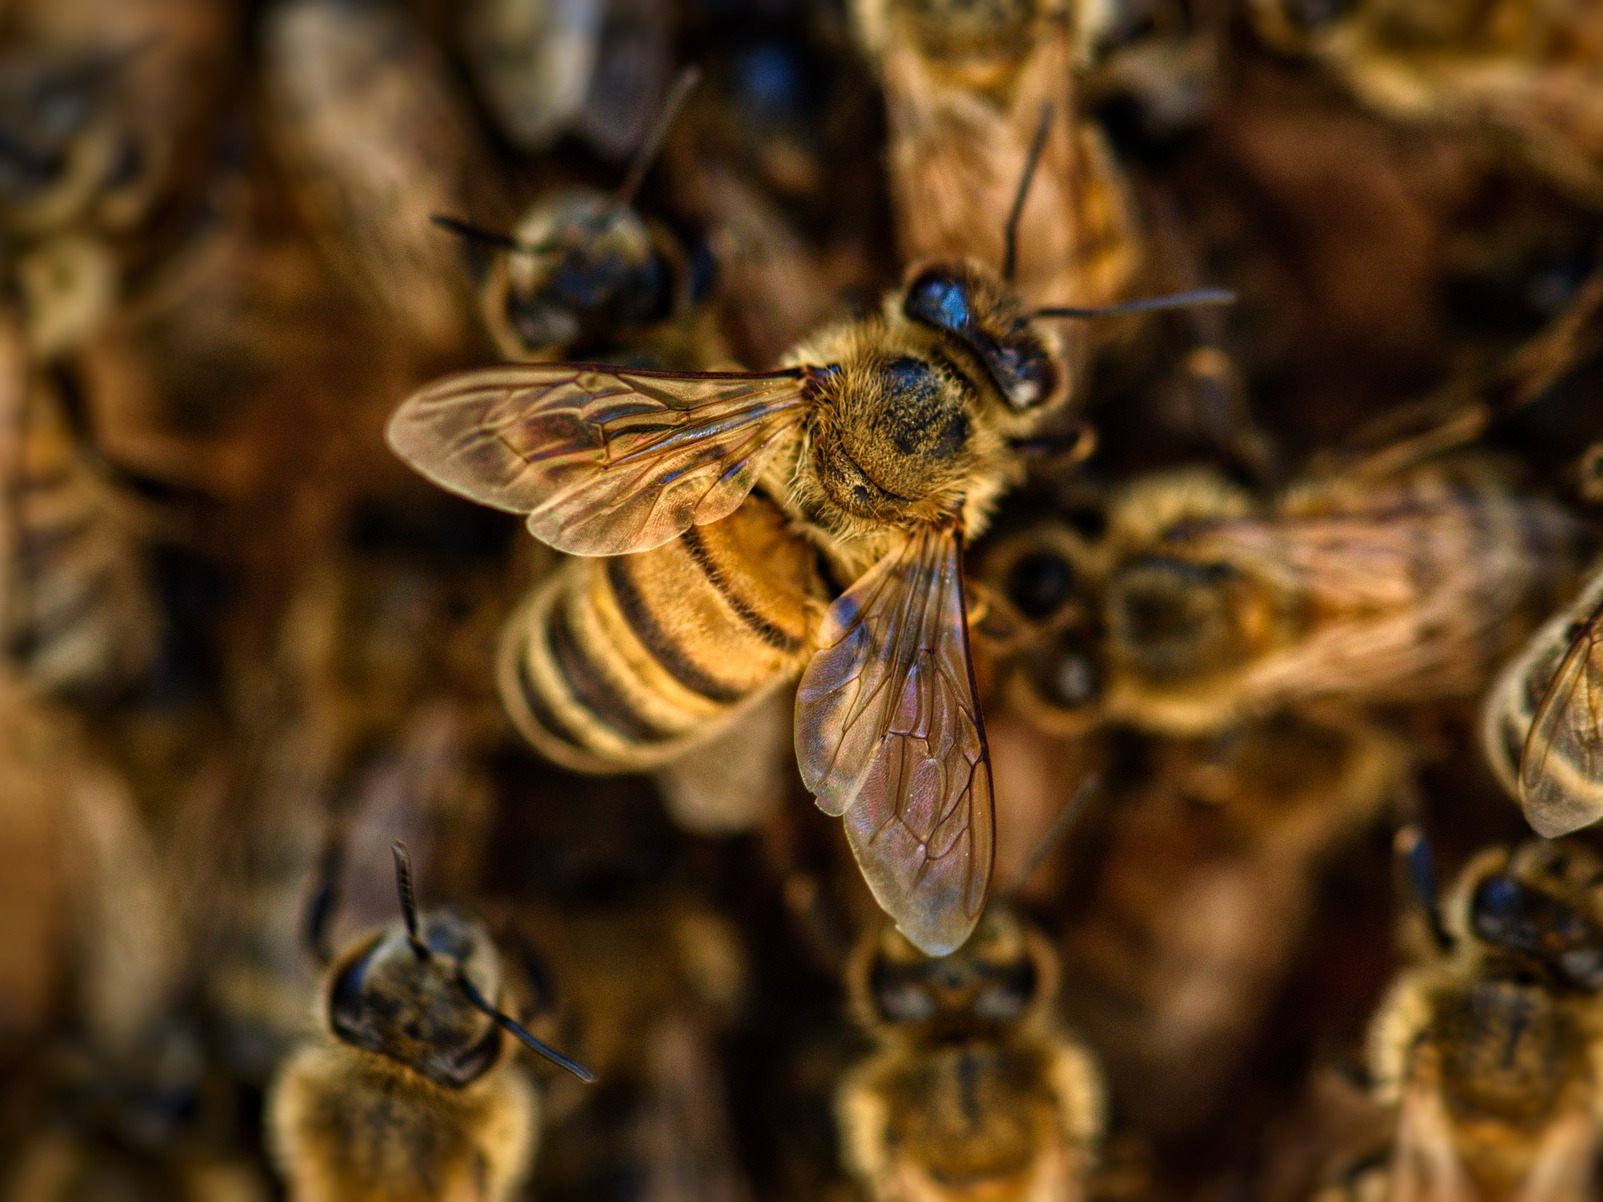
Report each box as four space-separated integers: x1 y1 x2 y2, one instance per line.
1247 0 1603 208
837 906 1105 1201
1358 834 1603 1199
850 0 1144 315
268 843 592 1202
1481 562 1603 839
459 0 671 159
982 460 1588 736
0 316 160 701
261 0 498 357
437 70 719 364
387 232 1234 953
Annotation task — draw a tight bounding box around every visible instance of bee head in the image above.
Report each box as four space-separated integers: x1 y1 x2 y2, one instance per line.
498 188 668 357
1457 840 1603 993
902 262 1064 416
1104 555 1252 684
853 907 1054 1034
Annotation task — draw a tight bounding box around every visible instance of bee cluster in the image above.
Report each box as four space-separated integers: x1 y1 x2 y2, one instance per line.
4 0 1603 1199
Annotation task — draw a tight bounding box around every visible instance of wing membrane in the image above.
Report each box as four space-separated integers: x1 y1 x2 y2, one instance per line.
795 525 994 956
386 364 808 555
1519 597 1603 838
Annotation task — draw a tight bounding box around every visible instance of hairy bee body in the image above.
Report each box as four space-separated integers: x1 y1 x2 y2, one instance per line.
498 491 822 773
838 908 1104 1201
1358 840 1603 1198
1082 462 1585 733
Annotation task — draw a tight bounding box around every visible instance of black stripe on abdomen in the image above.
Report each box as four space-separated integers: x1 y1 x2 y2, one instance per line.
604 558 747 704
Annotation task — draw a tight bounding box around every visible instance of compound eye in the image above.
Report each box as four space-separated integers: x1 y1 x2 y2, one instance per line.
1283 0 1355 29
1005 550 1075 621
869 955 936 1024
903 269 973 334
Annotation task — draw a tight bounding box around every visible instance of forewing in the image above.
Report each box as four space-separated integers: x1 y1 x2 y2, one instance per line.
386 364 807 555
1519 598 1603 838
795 525 994 957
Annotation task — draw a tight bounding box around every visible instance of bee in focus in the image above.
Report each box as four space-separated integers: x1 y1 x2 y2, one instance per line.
1247 0 1603 207
838 906 1104 1201
978 460 1587 736
436 69 718 365
850 0 1143 321
1482 561 1603 839
260 0 497 357
268 843 592 1202
1348 834 1603 1199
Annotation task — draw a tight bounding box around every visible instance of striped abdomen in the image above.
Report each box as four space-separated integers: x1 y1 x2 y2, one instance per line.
498 493 823 772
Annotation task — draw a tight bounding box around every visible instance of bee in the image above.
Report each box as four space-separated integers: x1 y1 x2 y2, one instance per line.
436 70 719 365
850 0 1144 317
982 461 1588 736
0 316 160 701
1356 833 1603 1199
261 0 497 358
459 0 671 160
1247 0 1603 208
268 843 592 1202
1481 562 1603 839
837 905 1104 1201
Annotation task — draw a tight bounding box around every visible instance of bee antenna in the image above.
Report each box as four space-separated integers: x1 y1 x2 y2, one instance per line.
1035 288 1238 320
302 827 347 967
1001 102 1054 285
455 971 596 1083
1395 826 1453 952
614 65 702 209
391 842 430 962
1005 774 1100 896
429 213 560 258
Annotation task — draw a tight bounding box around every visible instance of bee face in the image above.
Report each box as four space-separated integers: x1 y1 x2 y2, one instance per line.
501 189 666 357
325 910 505 1088
1461 843 1603 993
860 909 1049 1030
1104 557 1249 682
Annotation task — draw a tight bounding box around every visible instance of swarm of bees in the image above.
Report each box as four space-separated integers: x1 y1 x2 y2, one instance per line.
4 0 1603 1198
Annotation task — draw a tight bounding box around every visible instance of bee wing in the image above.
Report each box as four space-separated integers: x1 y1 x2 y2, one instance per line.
1387 1074 1475 1202
1518 596 1603 838
795 524 994 957
386 364 809 556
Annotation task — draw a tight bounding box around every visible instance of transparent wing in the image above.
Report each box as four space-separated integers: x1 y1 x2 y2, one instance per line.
1519 597 1603 838
386 363 808 556
795 525 994 957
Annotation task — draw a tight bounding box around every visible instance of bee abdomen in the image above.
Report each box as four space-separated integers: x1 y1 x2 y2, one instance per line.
498 495 820 772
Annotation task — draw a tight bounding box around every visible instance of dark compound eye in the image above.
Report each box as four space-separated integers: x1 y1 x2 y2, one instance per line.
1005 550 1075 621
1282 0 1355 29
904 270 973 334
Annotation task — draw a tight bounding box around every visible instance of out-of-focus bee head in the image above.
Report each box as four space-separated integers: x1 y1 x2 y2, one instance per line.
493 187 672 359
901 262 1066 416
850 907 1056 1037
1103 555 1252 683
323 906 510 1088
1449 840 1603 994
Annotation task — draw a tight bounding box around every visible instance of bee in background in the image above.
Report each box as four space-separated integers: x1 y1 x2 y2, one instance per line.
0 316 160 702
850 0 1144 323
1350 833 1603 1199
260 0 500 359
982 460 1588 737
434 68 721 366
837 906 1104 1202
1481 562 1603 839
459 0 671 161
1247 0 1603 209
269 843 592 1202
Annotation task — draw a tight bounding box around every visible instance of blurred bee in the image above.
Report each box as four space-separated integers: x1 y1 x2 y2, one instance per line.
436 70 719 365
0 316 160 701
850 0 1144 317
1248 0 1603 208
1058 711 1402 1136
1481 562 1603 839
459 0 671 160
1350 834 1603 1199
389 162 1226 952
838 906 1104 1201
980 460 1588 736
269 843 592 1202
261 0 498 357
